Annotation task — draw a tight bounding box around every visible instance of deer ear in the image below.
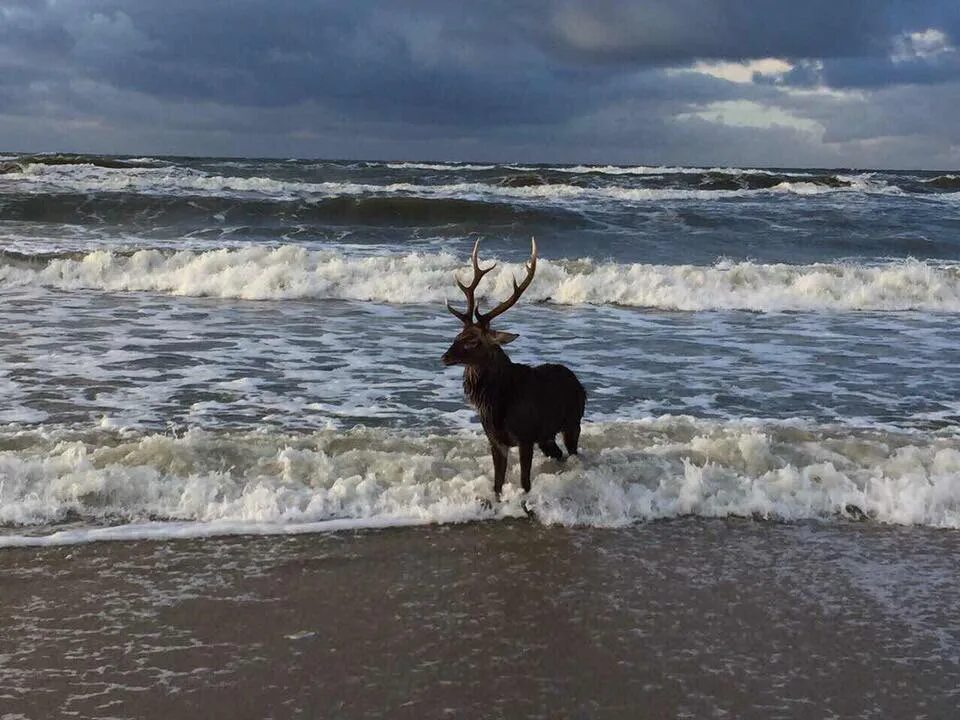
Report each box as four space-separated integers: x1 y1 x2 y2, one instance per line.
490 330 519 345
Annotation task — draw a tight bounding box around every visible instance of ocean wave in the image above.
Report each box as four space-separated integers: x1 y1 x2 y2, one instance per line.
384 162 498 171
2 247 959 311
5 162 897 203
696 172 853 191
924 175 960 191
361 160 860 190
377 162 810 177
381 162 719 175
0 191 571 228
0 417 957 545
532 164 806 176
125 157 167 165
0 154 153 174
378 162 712 175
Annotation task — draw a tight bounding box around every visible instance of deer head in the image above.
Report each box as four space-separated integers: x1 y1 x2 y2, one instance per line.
440 238 537 367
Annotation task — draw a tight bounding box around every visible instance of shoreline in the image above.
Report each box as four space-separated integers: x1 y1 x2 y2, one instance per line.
2 519 957 719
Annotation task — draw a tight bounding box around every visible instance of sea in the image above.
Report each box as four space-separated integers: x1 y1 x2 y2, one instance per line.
0 153 958 718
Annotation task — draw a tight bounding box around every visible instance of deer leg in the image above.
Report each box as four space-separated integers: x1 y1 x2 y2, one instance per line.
490 442 508 499
562 425 581 455
519 442 534 493
538 439 564 461
518 442 537 518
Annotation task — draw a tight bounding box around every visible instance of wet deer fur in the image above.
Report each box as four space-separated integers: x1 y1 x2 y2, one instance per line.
441 239 586 499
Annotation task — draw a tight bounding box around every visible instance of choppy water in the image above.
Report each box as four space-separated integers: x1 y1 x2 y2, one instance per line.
1 153 960 542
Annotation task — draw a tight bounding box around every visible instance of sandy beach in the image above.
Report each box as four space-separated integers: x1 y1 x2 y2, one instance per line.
2 519 957 719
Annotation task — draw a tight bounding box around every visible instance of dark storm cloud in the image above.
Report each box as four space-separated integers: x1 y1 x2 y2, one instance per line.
18 1 946 108
0 1 959 166
541 0 892 63
783 54 960 90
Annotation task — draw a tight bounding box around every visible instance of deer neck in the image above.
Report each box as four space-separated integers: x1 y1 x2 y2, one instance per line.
462 349 513 414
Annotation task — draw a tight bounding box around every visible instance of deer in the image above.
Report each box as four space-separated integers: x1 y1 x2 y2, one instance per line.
440 238 586 511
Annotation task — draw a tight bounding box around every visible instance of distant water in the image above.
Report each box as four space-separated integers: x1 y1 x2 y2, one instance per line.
1 153 960 542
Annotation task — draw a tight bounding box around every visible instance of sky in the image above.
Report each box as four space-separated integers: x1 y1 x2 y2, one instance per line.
1 1 959 168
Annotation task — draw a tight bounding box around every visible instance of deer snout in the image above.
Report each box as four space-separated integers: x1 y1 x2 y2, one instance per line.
441 341 463 366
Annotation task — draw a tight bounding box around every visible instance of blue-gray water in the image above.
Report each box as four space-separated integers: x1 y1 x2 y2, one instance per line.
0 154 959 537
2 153 959 719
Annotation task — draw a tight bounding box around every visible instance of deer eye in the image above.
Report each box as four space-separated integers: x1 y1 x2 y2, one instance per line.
463 340 479 350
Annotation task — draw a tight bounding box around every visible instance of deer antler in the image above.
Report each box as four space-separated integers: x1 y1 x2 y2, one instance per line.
475 237 537 327
446 239 496 326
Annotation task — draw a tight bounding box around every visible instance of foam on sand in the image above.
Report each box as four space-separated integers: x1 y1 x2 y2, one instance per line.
1 417 958 546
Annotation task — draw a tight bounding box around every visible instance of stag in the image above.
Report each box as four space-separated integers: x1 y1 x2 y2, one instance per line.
441 239 586 506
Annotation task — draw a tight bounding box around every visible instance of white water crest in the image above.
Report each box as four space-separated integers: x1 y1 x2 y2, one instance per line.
0 417 958 546
5 162 897 203
3 247 960 312
526 164 809 176
382 162 793 176
383 162 498 171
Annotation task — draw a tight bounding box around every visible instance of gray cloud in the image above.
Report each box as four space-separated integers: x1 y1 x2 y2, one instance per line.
0 1 958 167
543 1 891 64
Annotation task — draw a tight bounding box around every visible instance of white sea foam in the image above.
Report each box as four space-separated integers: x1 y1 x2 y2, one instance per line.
6 162 897 203
381 162 715 174
529 164 805 176
3 247 960 312
384 162 497 171
383 163 719 175
550 164 699 175
377 161 813 177
1 417 958 546
124 157 165 165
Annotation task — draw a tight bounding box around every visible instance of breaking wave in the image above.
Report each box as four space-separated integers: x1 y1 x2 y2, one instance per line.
0 191 572 228
1 417 958 546
4 162 897 203
384 162 498 171
3 247 960 312
925 175 960 192
383 162 807 177
0 153 158 174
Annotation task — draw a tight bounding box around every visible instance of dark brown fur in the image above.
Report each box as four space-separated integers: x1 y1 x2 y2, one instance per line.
441 240 586 500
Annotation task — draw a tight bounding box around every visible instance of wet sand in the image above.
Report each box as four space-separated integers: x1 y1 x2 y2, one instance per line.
1 519 958 719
